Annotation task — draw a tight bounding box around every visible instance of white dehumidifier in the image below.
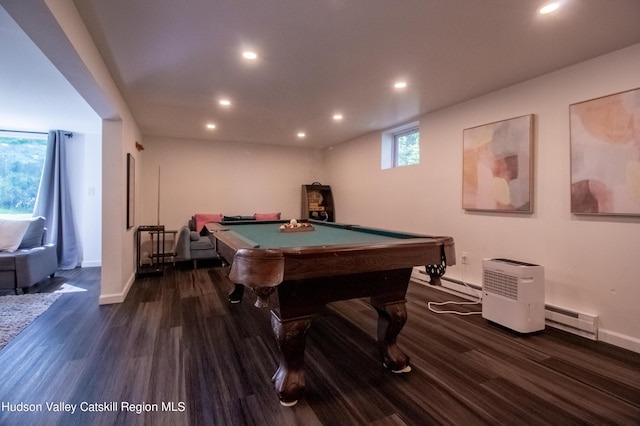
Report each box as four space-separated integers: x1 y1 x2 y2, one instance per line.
482 258 545 333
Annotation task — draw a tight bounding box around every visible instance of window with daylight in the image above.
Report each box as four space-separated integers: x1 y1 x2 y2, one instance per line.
0 131 48 216
393 127 420 167
381 122 420 169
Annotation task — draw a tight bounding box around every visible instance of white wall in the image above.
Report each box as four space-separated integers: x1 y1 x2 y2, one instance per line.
80 132 102 267
139 136 326 231
325 44 640 352
63 131 102 268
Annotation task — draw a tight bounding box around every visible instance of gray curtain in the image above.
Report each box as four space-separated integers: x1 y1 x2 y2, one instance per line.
34 130 79 270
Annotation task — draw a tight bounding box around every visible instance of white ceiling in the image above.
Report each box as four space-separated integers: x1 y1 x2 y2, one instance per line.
0 6 100 135
3 1 640 147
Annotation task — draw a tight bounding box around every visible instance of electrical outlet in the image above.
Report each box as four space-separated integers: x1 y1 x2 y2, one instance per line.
460 252 469 265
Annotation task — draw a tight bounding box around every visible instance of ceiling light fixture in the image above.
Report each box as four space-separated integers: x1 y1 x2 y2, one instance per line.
539 2 560 14
242 51 258 60
206 123 216 129
394 81 407 89
219 99 231 106
297 132 306 138
333 114 343 121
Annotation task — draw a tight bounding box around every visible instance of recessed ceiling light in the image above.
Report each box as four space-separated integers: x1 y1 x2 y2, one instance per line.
219 99 231 106
206 123 216 129
394 81 407 89
297 132 306 138
333 114 343 121
242 51 258 60
539 2 560 14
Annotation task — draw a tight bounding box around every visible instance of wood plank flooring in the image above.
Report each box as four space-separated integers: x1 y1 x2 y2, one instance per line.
1 265 639 425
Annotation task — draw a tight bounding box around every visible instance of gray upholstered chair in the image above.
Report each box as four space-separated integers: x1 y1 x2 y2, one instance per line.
0 216 58 294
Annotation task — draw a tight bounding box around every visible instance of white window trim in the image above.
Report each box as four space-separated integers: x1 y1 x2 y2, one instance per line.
381 121 419 170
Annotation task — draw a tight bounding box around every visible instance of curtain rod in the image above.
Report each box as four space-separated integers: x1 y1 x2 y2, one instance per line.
0 129 73 137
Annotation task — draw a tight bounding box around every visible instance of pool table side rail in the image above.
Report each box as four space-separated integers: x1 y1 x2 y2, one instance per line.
208 221 455 286
217 238 454 288
280 239 453 281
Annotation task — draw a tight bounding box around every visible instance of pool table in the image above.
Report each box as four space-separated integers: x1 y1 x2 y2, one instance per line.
208 220 456 406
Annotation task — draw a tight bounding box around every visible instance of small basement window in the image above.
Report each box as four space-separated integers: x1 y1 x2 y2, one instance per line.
381 122 420 169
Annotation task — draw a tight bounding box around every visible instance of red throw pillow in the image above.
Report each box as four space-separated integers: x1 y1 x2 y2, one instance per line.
194 213 223 232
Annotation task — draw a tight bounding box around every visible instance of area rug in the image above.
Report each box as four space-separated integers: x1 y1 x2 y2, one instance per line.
0 293 62 351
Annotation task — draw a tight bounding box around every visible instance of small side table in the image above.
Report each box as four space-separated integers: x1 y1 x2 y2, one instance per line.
150 229 177 265
136 225 165 277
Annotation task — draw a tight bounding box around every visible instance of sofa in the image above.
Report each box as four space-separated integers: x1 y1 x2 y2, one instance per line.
176 228 216 269
0 216 58 294
175 212 280 268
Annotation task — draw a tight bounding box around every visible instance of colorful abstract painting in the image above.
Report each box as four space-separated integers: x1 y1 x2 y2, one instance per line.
463 115 533 212
570 88 640 215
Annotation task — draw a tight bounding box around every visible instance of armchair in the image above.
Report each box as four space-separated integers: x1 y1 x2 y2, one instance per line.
0 216 58 294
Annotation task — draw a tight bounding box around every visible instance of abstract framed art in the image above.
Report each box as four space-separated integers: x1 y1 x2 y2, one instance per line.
570 88 640 216
462 114 534 213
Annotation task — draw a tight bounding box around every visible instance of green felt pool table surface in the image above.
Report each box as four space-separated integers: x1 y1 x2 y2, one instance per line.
220 221 419 249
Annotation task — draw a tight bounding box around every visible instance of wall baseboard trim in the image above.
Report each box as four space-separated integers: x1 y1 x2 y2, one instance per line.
81 260 101 268
598 329 640 354
98 271 135 305
411 267 481 300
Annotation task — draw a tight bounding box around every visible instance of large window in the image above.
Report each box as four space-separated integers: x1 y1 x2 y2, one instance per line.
0 131 47 215
381 122 420 169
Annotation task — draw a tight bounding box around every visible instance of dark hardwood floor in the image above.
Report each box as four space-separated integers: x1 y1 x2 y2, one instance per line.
1 265 639 425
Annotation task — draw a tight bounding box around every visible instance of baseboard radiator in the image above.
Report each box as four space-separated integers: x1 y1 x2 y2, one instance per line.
545 305 598 340
411 266 599 339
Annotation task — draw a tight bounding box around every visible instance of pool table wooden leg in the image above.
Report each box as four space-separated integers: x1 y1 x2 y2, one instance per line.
372 300 411 373
228 284 275 307
270 312 312 406
228 283 244 303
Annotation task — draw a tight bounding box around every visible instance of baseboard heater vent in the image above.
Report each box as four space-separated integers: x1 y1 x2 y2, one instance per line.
545 304 599 340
